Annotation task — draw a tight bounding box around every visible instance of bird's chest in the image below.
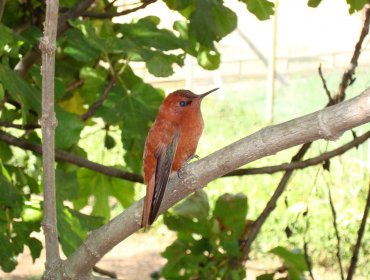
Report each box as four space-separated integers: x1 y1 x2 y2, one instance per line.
172 113 204 170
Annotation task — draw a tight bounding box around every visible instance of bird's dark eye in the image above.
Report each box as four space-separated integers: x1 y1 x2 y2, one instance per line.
179 100 191 107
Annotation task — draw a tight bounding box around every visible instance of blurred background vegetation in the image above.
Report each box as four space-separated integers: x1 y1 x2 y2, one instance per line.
0 0 369 279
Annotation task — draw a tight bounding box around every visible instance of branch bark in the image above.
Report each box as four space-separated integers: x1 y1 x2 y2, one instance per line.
39 0 60 279
60 87 370 279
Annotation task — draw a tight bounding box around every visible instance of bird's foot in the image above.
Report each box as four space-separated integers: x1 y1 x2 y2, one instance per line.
186 154 200 164
177 154 200 179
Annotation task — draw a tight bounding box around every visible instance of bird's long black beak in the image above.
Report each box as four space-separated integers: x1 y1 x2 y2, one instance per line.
200 87 219 98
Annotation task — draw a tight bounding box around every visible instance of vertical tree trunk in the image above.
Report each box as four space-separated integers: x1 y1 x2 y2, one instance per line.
40 0 60 278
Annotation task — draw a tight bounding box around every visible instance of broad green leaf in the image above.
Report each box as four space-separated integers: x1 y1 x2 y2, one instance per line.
0 172 23 209
56 169 79 201
59 92 87 115
55 107 84 149
76 168 135 221
270 246 308 278
0 64 41 118
146 52 181 77
0 142 12 162
347 0 369 13
173 190 210 219
197 47 220 70
57 203 104 256
307 0 323 8
239 0 275 20
63 28 100 62
189 0 237 47
26 237 43 262
257 273 275 280
79 66 108 104
214 193 248 237
118 16 185 51
96 67 163 173
0 23 23 57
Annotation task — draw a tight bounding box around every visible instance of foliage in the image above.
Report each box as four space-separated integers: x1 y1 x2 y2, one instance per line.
0 0 369 275
161 190 249 279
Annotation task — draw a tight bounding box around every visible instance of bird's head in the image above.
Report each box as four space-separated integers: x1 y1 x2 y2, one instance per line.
161 88 218 115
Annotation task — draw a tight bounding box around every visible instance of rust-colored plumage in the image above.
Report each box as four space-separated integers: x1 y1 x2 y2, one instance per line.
141 88 218 228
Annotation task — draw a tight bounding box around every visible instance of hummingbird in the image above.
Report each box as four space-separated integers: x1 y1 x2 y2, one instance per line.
141 88 218 228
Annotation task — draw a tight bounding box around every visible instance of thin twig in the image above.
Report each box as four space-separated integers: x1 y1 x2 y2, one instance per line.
318 64 333 104
66 79 84 92
0 130 143 183
326 184 345 280
80 75 116 121
39 0 60 277
0 121 40 130
93 265 117 279
303 207 315 280
346 180 370 280
224 130 370 177
82 0 156 18
336 5 370 102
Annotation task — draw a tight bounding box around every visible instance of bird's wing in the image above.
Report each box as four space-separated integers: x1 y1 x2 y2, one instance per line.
148 130 180 225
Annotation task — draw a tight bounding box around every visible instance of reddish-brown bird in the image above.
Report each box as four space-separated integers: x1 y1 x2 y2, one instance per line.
142 88 218 228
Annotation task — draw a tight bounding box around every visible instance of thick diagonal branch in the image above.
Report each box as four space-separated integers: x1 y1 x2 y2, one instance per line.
62 87 370 279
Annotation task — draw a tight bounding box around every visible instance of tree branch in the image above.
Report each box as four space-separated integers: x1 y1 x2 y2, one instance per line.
318 64 333 104
224 130 370 177
0 130 143 183
336 5 370 102
61 87 370 279
80 75 116 122
39 0 60 278
346 180 370 280
0 120 40 130
81 0 157 19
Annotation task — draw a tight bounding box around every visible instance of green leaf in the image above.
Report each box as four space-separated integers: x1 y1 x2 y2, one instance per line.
76 168 135 221
63 28 100 62
79 66 108 104
118 16 185 51
214 193 248 237
26 237 43 262
0 23 24 57
56 169 79 200
0 64 41 118
189 0 237 47
57 203 104 256
239 0 275 20
0 171 23 209
197 47 220 70
104 133 116 149
0 141 12 162
269 246 308 279
55 107 84 149
146 52 179 77
307 0 323 8
257 273 275 280
173 190 210 219
347 0 369 13
97 67 163 173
